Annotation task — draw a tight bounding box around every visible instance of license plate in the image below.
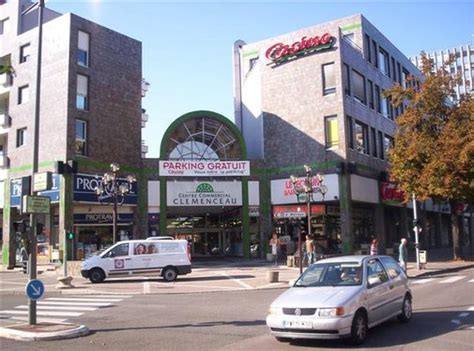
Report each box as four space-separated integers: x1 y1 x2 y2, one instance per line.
283 320 312 329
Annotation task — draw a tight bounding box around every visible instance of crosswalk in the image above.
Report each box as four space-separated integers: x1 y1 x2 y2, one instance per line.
411 275 473 285
0 295 132 324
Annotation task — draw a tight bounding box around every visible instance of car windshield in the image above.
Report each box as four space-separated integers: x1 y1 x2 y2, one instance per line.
295 262 363 287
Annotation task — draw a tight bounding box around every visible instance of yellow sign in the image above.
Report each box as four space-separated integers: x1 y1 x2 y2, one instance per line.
22 195 51 214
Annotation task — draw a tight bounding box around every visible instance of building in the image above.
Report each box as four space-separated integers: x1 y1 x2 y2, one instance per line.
1 0 145 267
410 44 474 100
232 13 466 255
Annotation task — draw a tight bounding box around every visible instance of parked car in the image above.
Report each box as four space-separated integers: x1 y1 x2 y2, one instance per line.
81 239 191 283
266 255 412 344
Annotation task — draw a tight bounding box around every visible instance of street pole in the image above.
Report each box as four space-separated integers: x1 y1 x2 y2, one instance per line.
113 196 118 244
63 228 68 277
28 0 44 326
412 193 420 270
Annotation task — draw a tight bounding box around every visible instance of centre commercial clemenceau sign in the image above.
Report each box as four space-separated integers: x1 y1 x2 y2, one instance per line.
265 32 336 66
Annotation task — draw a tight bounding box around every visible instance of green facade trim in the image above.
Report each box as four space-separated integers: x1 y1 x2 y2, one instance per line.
8 160 55 175
251 160 338 177
159 176 167 237
340 23 362 32
75 158 143 174
242 50 259 59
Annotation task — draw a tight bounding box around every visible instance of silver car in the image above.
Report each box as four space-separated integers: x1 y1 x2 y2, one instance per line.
266 255 412 344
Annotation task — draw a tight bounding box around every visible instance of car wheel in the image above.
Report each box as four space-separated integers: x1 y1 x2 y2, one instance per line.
275 336 291 342
350 310 368 345
162 267 178 282
89 268 105 283
398 295 412 322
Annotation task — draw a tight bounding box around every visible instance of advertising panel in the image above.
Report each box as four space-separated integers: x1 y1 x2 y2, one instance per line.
273 205 325 219
73 174 137 205
159 160 250 177
380 182 405 206
167 181 242 207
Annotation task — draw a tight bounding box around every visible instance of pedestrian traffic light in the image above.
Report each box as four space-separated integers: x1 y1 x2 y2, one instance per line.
67 232 75 240
22 260 28 274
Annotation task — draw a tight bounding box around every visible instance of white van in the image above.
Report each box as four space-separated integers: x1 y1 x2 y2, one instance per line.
80 239 192 283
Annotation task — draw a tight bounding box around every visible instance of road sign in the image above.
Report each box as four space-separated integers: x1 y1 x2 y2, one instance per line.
22 195 51 214
25 279 45 300
33 172 53 192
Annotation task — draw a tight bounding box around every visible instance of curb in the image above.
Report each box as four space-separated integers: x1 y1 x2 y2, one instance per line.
0 323 89 341
408 263 474 279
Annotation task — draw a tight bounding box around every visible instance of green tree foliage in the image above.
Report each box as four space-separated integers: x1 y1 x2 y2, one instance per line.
385 53 474 260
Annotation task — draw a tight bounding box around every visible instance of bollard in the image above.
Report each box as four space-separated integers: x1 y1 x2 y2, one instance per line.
266 270 279 283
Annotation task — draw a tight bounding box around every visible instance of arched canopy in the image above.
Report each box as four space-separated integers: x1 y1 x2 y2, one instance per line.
160 111 247 160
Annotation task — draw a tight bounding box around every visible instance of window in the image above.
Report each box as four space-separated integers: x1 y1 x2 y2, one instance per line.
325 116 339 149
75 119 87 156
248 57 258 72
384 134 394 156
343 63 351 96
20 44 31 63
372 40 378 68
378 131 384 160
0 18 10 35
322 63 336 95
18 85 29 104
380 256 402 279
347 116 354 149
378 48 389 76
76 74 89 110
364 34 371 63
381 89 390 118
391 57 396 81
355 121 369 154
104 243 129 258
77 31 90 67
343 33 355 48
367 80 374 109
402 68 410 88
16 128 27 147
397 62 402 84
371 128 377 157
367 258 389 287
352 70 366 105
375 85 381 113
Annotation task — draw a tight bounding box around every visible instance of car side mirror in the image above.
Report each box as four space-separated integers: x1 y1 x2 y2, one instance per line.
368 276 381 287
288 279 296 287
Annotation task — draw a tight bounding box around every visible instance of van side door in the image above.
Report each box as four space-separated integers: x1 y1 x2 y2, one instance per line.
131 242 161 275
102 243 132 276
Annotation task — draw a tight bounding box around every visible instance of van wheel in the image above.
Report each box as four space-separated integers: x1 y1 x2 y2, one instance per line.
398 295 412 322
350 310 368 345
162 267 177 282
89 268 105 283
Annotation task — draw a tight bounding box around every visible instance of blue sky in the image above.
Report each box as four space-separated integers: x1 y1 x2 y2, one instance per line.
46 0 474 158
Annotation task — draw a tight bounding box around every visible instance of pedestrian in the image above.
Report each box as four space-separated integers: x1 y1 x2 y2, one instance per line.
304 235 314 265
370 239 378 256
269 232 281 266
399 238 408 273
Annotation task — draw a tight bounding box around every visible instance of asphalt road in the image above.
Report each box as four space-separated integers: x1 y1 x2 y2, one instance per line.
1 268 473 350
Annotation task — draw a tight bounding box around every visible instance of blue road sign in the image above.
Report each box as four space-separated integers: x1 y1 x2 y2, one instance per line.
25 279 45 300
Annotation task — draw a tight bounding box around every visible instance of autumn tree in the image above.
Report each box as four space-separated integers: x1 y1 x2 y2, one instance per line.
385 53 474 260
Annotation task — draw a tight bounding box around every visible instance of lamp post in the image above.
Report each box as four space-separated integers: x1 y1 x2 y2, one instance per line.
94 163 136 244
290 165 328 273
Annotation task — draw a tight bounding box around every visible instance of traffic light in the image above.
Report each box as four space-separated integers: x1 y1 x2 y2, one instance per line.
22 260 28 274
67 232 75 240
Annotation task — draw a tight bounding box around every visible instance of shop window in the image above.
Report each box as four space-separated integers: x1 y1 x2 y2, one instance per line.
325 115 339 149
322 62 336 95
20 43 31 64
78 30 90 67
367 80 374 109
343 63 351 96
347 115 354 149
18 85 29 104
75 119 87 156
16 127 27 147
76 74 89 110
352 70 366 105
355 120 369 155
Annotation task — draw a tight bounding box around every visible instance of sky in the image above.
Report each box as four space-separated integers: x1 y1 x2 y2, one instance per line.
45 0 474 158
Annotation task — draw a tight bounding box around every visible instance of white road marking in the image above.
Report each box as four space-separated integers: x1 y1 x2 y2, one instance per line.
143 278 151 294
0 310 83 317
15 305 97 311
439 276 466 284
219 272 253 289
75 295 132 299
38 301 112 307
468 279 474 283
451 319 461 325
412 278 435 284
468 307 474 311
458 312 469 317
45 297 122 302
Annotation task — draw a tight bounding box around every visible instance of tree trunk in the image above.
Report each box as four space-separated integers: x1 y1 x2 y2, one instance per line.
450 200 461 260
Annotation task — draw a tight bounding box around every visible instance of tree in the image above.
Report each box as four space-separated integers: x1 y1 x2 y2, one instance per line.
385 53 474 260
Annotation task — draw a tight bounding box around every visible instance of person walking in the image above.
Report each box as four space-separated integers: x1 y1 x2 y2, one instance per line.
370 239 379 256
399 238 408 273
304 235 314 265
269 232 281 266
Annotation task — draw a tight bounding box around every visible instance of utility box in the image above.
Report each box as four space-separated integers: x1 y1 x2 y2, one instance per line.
419 250 427 269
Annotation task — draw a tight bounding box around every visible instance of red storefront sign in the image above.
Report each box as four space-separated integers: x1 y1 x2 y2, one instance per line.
273 205 325 219
381 182 405 206
265 33 335 65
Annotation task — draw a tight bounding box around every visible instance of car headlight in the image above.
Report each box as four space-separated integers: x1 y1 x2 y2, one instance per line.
318 307 345 317
268 307 281 316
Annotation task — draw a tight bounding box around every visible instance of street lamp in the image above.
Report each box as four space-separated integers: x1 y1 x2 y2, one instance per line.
94 163 136 244
290 165 328 273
